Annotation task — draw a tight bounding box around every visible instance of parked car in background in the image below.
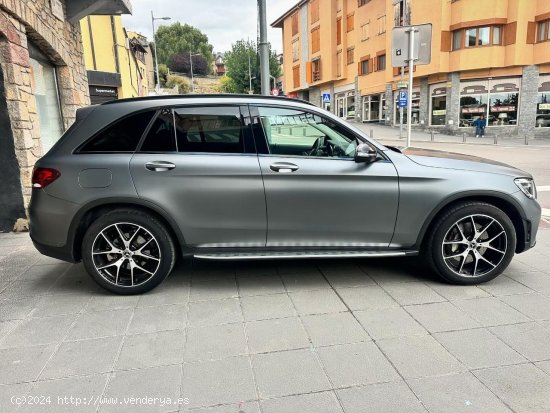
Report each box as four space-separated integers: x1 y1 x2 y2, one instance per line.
29 95 541 294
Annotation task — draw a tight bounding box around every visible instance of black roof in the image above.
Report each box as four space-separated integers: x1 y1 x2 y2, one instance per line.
102 94 315 106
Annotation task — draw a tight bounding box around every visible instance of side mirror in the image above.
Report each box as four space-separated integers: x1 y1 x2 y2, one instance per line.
355 143 378 163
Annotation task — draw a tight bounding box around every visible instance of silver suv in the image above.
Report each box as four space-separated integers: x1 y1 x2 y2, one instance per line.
29 95 541 294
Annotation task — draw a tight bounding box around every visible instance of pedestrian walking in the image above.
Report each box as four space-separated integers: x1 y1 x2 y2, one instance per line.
473 115 486 138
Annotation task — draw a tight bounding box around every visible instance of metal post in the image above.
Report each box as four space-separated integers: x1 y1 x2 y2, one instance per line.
370 129 374 139
462 132 466 143
525 135 529 145
430 131 434 142
406 26 415 147
248 49 253 94
189 51 194 93
151 12 160 92
399 67 404 139
494 134 498 145
258 0 270 95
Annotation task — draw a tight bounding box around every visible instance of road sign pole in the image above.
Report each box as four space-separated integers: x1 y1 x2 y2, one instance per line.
406 26 415 147
399 67 404 139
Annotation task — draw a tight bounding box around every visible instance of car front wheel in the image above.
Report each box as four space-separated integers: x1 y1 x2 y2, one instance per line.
82 209 176 294
428 202 516 285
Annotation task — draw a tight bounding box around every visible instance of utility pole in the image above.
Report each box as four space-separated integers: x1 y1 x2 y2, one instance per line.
258 0 269 95
189 51 194 93
248 50 253 94
151 12 171 93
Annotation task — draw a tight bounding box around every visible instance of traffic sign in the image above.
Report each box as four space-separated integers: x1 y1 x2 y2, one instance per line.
398 91 408 108
322 93 331 104
272 88 279 96
392 23 432 67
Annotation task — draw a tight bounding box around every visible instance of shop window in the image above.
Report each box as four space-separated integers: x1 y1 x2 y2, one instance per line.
311 27 321 53
537 21 550 42
346 13 354 32
291 13 299 36
347 48 354 65
362 94 384 122
81 111 156 153
394 90 420 125
28 43 64 154
310 0 320 24
361 22 370 41
430 85 447 126
536 75 550 127
337 17 342 45
377 15 386 35
459 79 520 127
453 26 503 50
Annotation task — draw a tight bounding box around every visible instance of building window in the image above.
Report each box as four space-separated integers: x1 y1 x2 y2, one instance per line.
291 13 299 36
536 75 550 127
537 20 550 42
452 26 503 50
293 65 300 88
346 13 354 32
429 84 447 126
376 54 386 71
310 0 320 23
311 27 321 53
360 58 370 75
358 0 370 6
347 48 354 65
28 42 64 154
393 0 407 27
459 78 520 127
337 17 342 45
336 50 342 77
362 93 384 122
377 15 386 35
312 58 321 82
292 39 300 62
361 22 370 41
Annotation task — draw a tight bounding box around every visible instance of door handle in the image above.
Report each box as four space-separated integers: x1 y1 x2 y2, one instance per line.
270 162 299 173
145 161 176 172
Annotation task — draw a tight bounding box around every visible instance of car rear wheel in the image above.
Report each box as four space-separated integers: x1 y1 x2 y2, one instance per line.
427 202 516 285
82 209 176 294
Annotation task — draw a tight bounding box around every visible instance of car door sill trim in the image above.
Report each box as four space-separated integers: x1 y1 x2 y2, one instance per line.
193 250 418 260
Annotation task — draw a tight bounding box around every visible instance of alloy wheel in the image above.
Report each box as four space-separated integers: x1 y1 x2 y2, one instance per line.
91 222 161 287
441 214 507 277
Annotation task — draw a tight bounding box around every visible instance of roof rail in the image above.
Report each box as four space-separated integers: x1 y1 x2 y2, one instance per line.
101 93 316 107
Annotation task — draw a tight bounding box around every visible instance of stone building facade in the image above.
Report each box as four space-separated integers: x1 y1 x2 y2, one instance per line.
0 0 131 231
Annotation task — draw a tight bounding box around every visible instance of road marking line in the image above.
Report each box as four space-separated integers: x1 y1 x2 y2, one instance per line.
538 186 550 192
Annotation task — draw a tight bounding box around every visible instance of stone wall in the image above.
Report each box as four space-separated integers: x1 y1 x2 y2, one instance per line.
518 65 539 138
0 0 89 226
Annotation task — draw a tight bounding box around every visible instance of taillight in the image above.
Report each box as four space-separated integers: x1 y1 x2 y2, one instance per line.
32 167 61 188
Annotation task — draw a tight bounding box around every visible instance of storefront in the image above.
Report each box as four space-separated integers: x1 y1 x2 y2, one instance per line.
429 83 447 126
362 93 386 123
459 78 520 128
536 74 550 128
335 88 355 119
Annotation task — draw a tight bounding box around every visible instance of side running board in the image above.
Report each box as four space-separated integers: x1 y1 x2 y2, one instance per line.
193 250 418 260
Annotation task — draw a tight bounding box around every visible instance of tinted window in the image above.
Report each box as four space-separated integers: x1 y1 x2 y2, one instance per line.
174 107 244 153
256 106 358 158
80 111 154 152
140 109 176 152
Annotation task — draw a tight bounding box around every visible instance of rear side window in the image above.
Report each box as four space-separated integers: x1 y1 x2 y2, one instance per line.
140 109 177 152
174 107 244 153
79 111 155 153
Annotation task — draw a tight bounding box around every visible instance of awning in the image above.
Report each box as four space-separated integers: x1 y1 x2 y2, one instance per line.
66 0 133 23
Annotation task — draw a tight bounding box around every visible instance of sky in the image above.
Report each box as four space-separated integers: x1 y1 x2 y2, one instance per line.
122 0 298 54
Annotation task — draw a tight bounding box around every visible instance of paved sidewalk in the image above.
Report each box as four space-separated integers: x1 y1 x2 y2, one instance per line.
1 229 550 412
350 121 550 147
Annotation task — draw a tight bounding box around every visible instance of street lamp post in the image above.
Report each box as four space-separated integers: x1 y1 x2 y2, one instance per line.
151 11 171 93
188 52 202 93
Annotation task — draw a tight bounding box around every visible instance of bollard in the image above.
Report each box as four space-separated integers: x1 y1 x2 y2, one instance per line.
525 135 529 146
430 131 434 142
462 133 466 143
494 134 498 145
303 128 306 136
370 129 374 139
289 127 293 136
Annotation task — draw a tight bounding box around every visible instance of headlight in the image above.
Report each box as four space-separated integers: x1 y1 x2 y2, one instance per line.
514 178 537 199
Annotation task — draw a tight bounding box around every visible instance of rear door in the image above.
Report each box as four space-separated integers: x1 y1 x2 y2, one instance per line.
130 106 266 248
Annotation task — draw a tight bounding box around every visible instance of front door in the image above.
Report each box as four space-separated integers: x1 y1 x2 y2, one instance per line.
130 106 266 248
251 105 399 249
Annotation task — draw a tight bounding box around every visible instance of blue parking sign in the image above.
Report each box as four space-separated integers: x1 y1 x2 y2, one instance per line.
398 91 407 108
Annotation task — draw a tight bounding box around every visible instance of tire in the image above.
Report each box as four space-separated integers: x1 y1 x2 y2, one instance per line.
82 209 176 294
426 201 516 285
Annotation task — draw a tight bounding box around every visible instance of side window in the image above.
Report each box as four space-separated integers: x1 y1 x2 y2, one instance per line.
174 107 244 154
140 109 177 152
256 106 358 158
79 110 155 153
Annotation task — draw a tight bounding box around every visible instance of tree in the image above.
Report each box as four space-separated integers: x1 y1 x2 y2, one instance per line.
154 22 213 69
168 52 208 76
165 74 190 94
158 64 169 86
217 75 237 93
223 40 281 94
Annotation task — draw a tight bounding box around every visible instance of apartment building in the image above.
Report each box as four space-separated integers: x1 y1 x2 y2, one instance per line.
80 16 150 104
272 0 550 137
